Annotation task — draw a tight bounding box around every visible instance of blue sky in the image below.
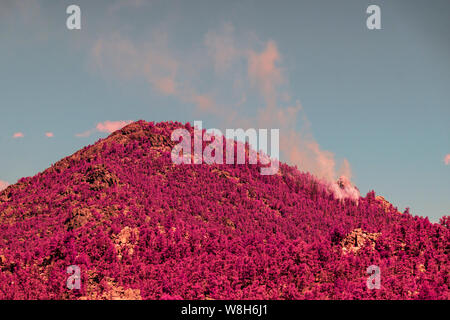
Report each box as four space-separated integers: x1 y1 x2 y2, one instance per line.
0 0 449 221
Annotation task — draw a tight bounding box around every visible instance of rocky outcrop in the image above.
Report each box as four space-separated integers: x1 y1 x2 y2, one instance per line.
112 227 139 261
341 228 380 254
376 195 401 214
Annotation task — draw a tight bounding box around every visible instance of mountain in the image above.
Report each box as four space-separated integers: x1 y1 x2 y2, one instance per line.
0 121 448 299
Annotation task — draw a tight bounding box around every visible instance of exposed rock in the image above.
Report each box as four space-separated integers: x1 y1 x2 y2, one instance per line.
84 164 120 190
341 228 380 254
112 227 139 260
376 195 401 214
65 207 92 230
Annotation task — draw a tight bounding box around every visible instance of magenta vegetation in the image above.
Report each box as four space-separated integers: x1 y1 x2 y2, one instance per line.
0 121 448 299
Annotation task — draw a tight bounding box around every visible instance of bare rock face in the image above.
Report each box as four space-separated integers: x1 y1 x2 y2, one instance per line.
84 164 120 191
375 195 401 215
112 227 139 261
341 228 380 254
65 207 93 230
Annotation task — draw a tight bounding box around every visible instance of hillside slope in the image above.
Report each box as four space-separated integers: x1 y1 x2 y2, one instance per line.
0 121 448 299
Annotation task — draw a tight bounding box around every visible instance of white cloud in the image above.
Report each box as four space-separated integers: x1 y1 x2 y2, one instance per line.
76 120 133 137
